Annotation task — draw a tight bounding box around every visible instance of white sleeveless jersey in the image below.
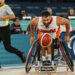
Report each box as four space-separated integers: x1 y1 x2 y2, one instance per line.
37 16 59 39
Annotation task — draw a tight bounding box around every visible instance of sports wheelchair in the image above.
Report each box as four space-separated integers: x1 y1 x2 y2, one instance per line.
25 39 74 73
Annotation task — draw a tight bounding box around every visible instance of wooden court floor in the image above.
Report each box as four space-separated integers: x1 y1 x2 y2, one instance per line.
0 67 75 75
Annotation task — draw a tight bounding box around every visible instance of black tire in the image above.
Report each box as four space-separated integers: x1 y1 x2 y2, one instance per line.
25 40 38 73
58 39 74 72
61 41 74 67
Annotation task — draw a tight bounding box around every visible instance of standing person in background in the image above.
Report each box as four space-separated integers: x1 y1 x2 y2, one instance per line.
0 0 25 63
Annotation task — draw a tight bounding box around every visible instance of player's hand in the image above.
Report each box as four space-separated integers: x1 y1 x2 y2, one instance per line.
30 36 35 44
65 35 71 44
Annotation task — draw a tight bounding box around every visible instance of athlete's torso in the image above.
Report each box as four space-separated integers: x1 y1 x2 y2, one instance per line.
37 16 60 39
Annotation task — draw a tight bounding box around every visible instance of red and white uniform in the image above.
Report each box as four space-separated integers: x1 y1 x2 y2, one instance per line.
37 16 60 39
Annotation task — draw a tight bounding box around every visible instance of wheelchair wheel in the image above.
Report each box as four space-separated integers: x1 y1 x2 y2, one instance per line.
58 39 74 72
25 40 38 73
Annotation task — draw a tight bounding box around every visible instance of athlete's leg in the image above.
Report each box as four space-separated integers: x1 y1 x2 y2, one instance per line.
47 46 51 61
41 46 46 61
46 38 53 62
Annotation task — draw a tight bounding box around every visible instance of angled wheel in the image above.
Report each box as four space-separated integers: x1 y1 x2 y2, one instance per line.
25 40 38 73
58 39 74 72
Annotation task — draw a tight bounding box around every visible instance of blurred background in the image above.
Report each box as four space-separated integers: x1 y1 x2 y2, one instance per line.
0 0 75 69
7 0 75 2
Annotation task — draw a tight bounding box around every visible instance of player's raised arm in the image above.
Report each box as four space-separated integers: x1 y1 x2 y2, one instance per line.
30 17 39 44
57 17 71 43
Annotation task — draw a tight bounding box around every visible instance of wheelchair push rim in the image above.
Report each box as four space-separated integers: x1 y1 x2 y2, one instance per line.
58 39 74 72
25 40 38 73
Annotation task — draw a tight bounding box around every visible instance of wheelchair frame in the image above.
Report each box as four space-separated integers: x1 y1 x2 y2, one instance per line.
25 39 74 73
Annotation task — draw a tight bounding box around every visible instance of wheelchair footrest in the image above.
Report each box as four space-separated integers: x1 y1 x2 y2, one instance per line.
39 66 54 71
43 63 52 66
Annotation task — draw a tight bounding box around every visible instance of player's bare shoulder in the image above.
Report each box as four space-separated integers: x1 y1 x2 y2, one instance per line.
56 16 69 26
30 17 39 26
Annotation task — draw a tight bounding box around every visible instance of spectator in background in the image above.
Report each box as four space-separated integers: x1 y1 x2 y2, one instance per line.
16 9 26 20
47 8 53 15
10 17 24 34
68 9 75 16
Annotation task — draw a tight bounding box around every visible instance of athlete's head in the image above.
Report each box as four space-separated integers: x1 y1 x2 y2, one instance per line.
42 11 52 28
0 0 5 6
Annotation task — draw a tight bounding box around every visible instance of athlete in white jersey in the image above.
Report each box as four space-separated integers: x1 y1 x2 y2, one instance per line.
38 16 59 39
30 11 71 65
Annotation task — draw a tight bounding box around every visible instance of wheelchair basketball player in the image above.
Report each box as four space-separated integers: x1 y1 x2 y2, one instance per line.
30 10 71 66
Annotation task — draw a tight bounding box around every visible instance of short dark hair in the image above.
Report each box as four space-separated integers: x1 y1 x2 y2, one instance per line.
42 11 51 17
13 17 20 22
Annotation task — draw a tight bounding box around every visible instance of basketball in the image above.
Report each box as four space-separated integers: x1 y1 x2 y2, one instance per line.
39 33 52 47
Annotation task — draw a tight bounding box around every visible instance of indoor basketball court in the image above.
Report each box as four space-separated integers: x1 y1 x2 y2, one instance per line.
0 0 75 75
0 64 75 75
